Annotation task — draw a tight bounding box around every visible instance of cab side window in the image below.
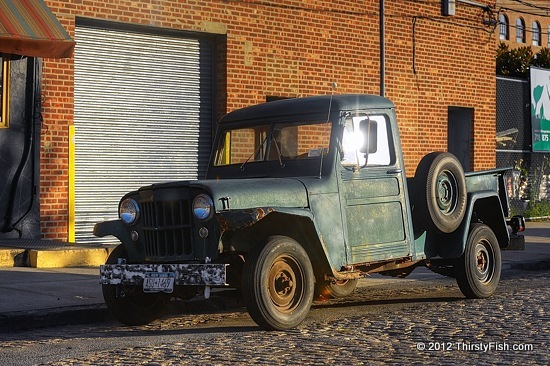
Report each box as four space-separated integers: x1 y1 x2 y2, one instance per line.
341 115 393 167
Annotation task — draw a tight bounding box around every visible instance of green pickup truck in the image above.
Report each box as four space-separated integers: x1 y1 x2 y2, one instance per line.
96 94 525 330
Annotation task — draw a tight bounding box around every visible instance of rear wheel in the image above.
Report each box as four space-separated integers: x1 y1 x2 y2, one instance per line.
242 236 315 330
454 224 501 298
102 245 169 326
315 279 358 300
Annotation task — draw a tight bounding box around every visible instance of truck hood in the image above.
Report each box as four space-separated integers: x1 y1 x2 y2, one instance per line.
146 178 309 211
194 178 309 211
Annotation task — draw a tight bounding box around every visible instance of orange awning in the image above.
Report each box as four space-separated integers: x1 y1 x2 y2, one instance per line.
0 0 75 58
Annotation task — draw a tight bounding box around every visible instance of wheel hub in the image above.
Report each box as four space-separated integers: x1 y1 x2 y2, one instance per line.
436 171 457 214
268 256 303 313
475 241 494 283
275 272 293 296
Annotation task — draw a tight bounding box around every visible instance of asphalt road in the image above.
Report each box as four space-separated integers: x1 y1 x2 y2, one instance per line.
0 268 547 366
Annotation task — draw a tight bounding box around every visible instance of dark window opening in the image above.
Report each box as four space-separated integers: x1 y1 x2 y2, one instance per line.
499 14 509 41
266 96 290 103
516 18 525 43
532 21 541 46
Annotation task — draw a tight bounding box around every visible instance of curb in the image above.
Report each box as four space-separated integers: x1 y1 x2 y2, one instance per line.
29 247 111 268
0 290 244 333
0 304 110 333
505 259 550 271
0 240 115 268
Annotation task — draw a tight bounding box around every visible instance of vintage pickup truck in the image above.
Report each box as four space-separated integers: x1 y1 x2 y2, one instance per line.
96 94 525 330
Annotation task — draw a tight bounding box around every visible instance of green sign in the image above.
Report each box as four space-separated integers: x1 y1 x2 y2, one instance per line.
530 67 550 152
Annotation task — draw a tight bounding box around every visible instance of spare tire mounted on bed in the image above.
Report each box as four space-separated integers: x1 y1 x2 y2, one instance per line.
413 152 467 234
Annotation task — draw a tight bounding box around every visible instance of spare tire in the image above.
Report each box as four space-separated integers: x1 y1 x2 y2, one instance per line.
413 152 467 233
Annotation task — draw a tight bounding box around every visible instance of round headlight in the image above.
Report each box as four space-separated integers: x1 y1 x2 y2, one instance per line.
193 194 214 220
119 198 140 225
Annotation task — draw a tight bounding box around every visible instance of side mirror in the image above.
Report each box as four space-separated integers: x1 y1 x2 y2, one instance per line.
359 119 377 154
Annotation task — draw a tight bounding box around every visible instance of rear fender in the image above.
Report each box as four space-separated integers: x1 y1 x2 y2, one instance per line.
470 194 509 248
426 192 509 259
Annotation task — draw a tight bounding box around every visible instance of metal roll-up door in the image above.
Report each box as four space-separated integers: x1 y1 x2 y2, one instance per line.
74 24 213 244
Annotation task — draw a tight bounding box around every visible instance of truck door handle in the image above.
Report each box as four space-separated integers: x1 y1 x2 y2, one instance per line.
386 169 402 174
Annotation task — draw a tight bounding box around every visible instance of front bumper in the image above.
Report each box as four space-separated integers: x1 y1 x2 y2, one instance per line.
100 263 227 286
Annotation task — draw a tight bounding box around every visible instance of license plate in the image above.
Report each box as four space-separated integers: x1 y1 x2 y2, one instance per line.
143 272 175 293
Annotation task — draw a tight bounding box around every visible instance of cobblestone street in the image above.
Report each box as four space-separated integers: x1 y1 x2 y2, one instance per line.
0 270 547 365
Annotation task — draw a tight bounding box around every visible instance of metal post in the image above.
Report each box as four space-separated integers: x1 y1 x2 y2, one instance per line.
380 0 385 97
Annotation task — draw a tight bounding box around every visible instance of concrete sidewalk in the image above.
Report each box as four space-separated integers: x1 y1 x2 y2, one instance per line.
0 222 549 332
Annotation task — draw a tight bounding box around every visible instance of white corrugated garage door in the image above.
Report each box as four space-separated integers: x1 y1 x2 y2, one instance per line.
74 23 213 244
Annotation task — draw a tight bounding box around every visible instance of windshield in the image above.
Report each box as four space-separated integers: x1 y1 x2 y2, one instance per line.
213 121 332 167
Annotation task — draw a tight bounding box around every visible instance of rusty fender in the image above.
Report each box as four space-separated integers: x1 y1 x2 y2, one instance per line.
217 207 314 234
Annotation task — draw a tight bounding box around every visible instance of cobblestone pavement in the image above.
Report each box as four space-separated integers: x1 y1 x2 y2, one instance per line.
0 271 548 366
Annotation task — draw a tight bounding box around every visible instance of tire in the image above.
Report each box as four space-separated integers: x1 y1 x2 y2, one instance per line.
454 224 501 299
315 279 358 300
242 236 315 330
414 152 467 233
102 245 169 326
425 258 456 278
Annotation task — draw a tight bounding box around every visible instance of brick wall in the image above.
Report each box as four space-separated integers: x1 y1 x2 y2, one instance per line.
41 0 496 241
384 1 496 172
40 12 74 240
497 0 550 48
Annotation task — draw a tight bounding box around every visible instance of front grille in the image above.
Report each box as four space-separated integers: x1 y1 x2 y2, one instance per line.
140 200 193 258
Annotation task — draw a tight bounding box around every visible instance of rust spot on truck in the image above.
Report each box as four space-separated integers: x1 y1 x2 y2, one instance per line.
218 207 274 234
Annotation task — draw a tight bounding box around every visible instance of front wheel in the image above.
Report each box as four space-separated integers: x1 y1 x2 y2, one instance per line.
242 236 315 330
102 245 170 325
454 224 501 299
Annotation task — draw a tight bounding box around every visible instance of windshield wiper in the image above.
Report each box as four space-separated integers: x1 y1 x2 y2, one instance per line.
240 134 270 171
270 134 285 168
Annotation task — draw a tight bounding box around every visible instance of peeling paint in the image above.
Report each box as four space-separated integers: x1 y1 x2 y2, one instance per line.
218 207 274 234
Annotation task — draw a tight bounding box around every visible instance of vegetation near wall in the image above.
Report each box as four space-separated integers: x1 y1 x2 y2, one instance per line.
496 42 550 78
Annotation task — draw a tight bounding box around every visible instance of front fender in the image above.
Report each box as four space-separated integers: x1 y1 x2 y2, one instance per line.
425 191 509 259
93 220 139 259
217 207 314 234
217 208 337 278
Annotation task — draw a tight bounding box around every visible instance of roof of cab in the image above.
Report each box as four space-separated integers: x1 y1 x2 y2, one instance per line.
219 94 395 124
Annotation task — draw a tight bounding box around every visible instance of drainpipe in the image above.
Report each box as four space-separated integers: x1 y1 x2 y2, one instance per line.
380 0 385 97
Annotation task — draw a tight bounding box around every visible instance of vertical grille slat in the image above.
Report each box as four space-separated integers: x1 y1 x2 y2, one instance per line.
140 199 193 260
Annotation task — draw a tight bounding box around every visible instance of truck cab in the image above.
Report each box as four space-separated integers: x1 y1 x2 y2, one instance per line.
96 94 525 330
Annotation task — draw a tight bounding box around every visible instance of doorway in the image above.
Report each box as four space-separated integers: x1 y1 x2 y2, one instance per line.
448 107 473 171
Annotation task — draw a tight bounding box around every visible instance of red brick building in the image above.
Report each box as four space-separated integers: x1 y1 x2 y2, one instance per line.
497 0 550 49
1 0 498 243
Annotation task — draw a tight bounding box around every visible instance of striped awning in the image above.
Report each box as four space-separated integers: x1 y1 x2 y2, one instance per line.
0 0 75 58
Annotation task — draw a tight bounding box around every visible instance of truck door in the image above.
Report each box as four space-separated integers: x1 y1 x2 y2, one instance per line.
339 114 411 264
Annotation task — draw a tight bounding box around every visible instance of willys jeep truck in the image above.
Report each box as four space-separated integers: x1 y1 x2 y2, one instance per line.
96 94 525 331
